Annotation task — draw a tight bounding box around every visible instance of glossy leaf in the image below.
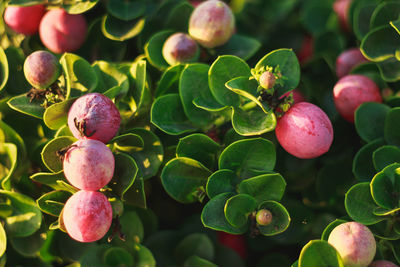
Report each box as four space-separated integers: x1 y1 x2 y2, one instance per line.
165 1 193 32
43 98 76 130
0 47 8 93
161 157 211 203
155 64 184 97
7 94 45 119
238 173 286 204
0 223 5 257
298 240 344 267
377 57 400 82
353 138 385 181
102 15 145 41
92 61 129 94
215 34 261 61
106 0 145 21
103 247 134 266
184 255 218 267
373 145 400 172
30 171 78 194
209 55 251 107
385 108 400 146
231 106 277 136
145 30 173 70
370 163 400 209
355 102 390 143
109 153 138 200
0 143 17 190
62 0 98 14
225 194 257 228
37 190 71 217
321 219 347 241
345 182 384 225
361 25 400 61
219 138 276 179
174 233 214 263
3 47 28 95
133 244 156 267
111 133 144 153
370 2 400 29
206 169 239 199
41 136 76 173
257 201 290 236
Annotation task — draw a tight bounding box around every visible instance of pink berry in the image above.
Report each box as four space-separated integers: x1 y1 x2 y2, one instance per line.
333 74 382 122
369 260 399 267
217 232 247 259
63 190 112 243
4 5 45 35
275 102 333 159
39 8 87 54
328 222 376 267
63 139 114 191
67 93 121 143
297 35 314 64
190 0 203 7
189 0 235 48
336 48 368 78
24 51 61 89
333 0 352 31
162 33 199 66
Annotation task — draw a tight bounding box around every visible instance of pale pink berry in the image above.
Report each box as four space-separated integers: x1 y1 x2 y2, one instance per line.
328 222 376 267
63 139 114 191
24 51 61 89
336 48 368 78
188 0 235 48
39 9 87 53
67 93 121 143
63 190 112 243
333 74 382 122
275 102 333 159
369 260 399 267
4 5 45 35
162 33 199 66
333 0 352 31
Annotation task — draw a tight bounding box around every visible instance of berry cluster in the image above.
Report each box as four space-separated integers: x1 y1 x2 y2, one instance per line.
61 93 121 242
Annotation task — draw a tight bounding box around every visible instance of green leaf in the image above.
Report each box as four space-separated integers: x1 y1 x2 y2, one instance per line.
59 53 98 97
124 176 146 209
257 201 290 236
103 247 134 266
321 219 347 241
92 61 129 94
345 182 384 225
175 233 214 263
62 0 98 14
355 102 390 142
0 120 27 161
102 15 145 41
10 226 46 257
111 133 144 153
231 106 277 136
224 194 257 228
30 171 78 194
129 59 151 115
124 128 163 180
215 34 261 61
176 133 221 170
3 47 28 95
361 24 400 61
0 47 8 93
371 163 400 209
0 223 5 257
370 2 400 29
219 138 276 179
155 64 184 97
0 143 17 190
0 190 42 237
385 108 400 146
179 64 215 127
41 136 76 173
201 193 247 234
184 255 218 267
106 0 145 21
255 49 300 97
133 244 156 267
43 98 76 130
151 94 197 135
373 145 400 172
377 56 400 82
209 55 251 107
353 2 379 41
113 211 144 248
298 240 344 267
300 0 336 35
238 173 286 204
109 153 138 200
7 94 44 119
79 244 110 267
353 138 385 181
165 1 193 32
37 190 71 217
161 157 211 203
145 30 173 70
206 169 239 199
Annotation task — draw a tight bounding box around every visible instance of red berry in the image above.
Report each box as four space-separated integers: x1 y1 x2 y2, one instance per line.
336 48 368 78
217 232 247 259
275 102 333 159
63 139 114 191
4 5 45 35
24 51 61 89
333 74 382 122
162 33 199 66
39 9 87 54
189 0 235 48
67 93 121 143
63 190 112 243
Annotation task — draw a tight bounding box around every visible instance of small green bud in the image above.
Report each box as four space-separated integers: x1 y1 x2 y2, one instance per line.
256 209 272 226
109 198 124 218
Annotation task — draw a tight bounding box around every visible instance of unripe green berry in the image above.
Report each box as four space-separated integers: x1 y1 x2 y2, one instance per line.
256 209 272 226
259 71 276 89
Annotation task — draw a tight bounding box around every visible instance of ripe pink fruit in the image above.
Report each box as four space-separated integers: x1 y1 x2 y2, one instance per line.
333 0 352 31
63 139 114 191
162 33 199 66
275 102 333 159
328 222 376 267
39 9 87 54
24 51 61 89
369 261 399 267
4 5 45 35
67 93 121 143
336 48 368 78
217 232 247 259
63 190 112 243
189 0 235 48
333 74 382 122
